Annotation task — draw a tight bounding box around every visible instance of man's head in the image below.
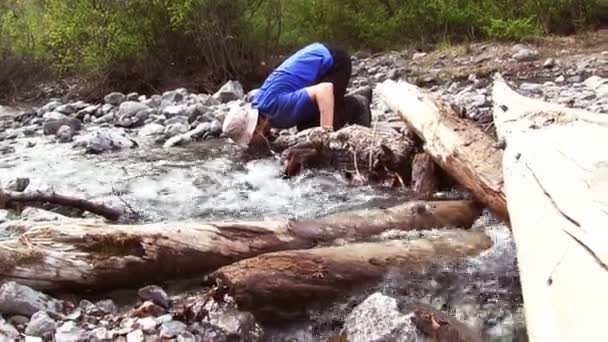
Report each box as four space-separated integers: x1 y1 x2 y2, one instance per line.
222 105 270 147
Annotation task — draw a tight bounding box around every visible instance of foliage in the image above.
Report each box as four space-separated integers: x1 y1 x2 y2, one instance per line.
0 0 604 98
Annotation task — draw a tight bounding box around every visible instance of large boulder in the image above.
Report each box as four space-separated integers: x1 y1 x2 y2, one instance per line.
0 282 63 317
73 127 137 154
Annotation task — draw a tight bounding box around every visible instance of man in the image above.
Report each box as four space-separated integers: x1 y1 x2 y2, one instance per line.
222 42 371 147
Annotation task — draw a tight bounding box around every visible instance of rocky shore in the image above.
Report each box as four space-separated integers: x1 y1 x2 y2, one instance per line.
0 37 606 341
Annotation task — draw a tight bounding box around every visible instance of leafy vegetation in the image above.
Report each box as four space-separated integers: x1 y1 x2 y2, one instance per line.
0 0 604 99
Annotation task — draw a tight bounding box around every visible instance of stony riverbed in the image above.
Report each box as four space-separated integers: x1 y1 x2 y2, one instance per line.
0 37 606 341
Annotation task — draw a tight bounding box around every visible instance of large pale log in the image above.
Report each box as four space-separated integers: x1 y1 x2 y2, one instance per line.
0 200 480 291
376 80 508 220
492 73 608 342
211 230 493 322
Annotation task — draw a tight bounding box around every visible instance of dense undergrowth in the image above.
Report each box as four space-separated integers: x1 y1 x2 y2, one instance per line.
0 0 605 102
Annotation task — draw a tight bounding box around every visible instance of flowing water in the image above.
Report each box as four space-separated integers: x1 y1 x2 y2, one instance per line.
0 126 526 340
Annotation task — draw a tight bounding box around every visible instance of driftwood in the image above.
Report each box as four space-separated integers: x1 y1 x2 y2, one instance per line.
492 73 608 342
377 80 508 221
211 230 493 321
272 124 416 186
411 153 440 195
0 189 124 221
0 200 481 291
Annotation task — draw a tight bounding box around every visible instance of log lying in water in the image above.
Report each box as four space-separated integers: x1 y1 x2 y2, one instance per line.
377 80 508 220
211 230 493 322
0 189 124 221
492 73 608 342
0 200 481 291
273 124 416 186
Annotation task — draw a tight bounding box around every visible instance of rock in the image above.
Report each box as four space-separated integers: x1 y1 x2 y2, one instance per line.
98 103 114 117
25 336 43 342
163 134 191 149
43 117 81 135
543 58 556 68
3 177 29 192
512 45 539 62
117 101 151 118
584 75 607 90
76 104 100 120
136 317 157 334
159 320 187 338
163 123 189 139
137 286 171 310
105 92 127 106
177 332 196 342
342 292 417 342
567 75 582 83
25 311 57 338
96 299 117 315
213 80 244 103
0 319 19 340
127 329 144 342
209 120 222 138
0 282 63 317
8 314 29 328
187 104 211 123
164 116 189 126
56 125 74 143
519 82 543 94
144 95 163 108
54 321 88 342
126 92 140 101
39 101 62 116
0 145 15 155
412 52 427 60
73 127 137 154
43 111 68 121
163 105 187 118
115 102 152 128
94 112 115 124
90 326 113 341
207 309 260 340
189 322 230 341
162 90 185 104
55 104 77 115
555 75 565 83
138 123 165 137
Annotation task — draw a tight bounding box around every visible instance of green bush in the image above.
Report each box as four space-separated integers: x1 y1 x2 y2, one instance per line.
484 17 541 41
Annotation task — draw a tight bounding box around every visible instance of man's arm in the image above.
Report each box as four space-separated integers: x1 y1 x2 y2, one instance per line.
306 82 334 129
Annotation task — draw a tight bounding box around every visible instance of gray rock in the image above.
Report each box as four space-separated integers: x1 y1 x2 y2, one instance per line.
519 82 543 94
163 105 187 118
137 286 171 309
0 282 63 317
512 46 539 62
412 52 427 60
584 75 607 90
25 336 43 342
0 319 19 340
213 80 244 103
0 145 14 155
555 75 565 83
56 125 74 143
163 134 191 149
144 95 163 108
164 116 189 127
54 321 88 342
159 320 186 338
127 329 144 342
73 127 137 154
105 92 127 106
4 177 29 192
163 123 189 139
43 111 68 121
543 58 556 68
96 299 117 315
209 120 222 138
207 309 260 340
94 112 115 124
76 104 100 120
342 292 417 342
55 104 77 115
136 317 157 334
189 322 230 341
162 90 184 104
39 101 62 116
98 103 114 117
126 92 140 101
116 102 151 128
3 128 19 140
187 104 211 123
138 123 165 137
25 311 57 338
200 94 220 106
117 101 151 118
43 117 81 135
90 326 113 341
177 332 196 342
568 75 582 83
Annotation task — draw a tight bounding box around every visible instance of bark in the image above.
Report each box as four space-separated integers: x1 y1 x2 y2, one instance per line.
0 189 124 221
492 73 608 342
411 152 440 195
211 230 493 322
377 80 508 221
0 200 480 292
272 124 416 186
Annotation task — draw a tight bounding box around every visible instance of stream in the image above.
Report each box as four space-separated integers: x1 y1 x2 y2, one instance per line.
0 127 526 341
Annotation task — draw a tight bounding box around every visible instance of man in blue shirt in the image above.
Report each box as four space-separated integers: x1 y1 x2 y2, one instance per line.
223 42 371 147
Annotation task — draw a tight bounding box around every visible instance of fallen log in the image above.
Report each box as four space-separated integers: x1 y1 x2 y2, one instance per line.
211 230 493 322
411 152 440 195
492 74 608 342
272 124 416 186
376 80 508 220
0 189 124 221
0 199 481 291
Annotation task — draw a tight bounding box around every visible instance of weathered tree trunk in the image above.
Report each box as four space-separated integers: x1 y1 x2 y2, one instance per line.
411 152 440 195
0 200 481 291
377 80 508 221
272 124 416 186
211 230 493 322
0 189 124 221
492 74 608 342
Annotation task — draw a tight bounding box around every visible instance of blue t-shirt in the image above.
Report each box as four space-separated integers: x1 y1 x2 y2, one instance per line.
252 42 334 128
